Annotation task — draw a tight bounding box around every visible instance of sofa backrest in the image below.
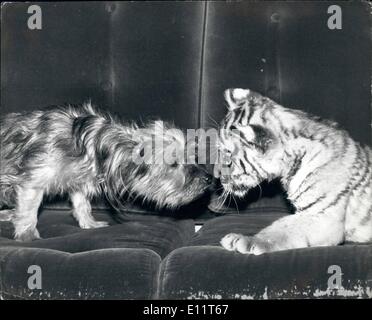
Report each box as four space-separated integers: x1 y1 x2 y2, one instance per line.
2 2 371 215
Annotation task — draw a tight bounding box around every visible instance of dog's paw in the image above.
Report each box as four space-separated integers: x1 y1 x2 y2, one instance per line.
15 228 41 242
79 220 109 229
220 233 270 255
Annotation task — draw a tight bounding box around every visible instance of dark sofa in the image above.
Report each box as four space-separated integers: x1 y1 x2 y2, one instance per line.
1 1 371 299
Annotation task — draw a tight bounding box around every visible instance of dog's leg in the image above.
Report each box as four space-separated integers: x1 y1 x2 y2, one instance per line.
13 187 44 241
70 192 109 229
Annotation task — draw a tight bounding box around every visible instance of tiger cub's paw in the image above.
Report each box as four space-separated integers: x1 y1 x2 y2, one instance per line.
220 233 271 255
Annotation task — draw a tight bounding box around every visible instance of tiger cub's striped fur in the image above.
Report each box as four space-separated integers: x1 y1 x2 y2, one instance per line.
219 88 372 255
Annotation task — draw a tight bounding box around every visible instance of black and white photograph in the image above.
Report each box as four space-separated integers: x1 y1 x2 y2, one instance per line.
0 0 371 306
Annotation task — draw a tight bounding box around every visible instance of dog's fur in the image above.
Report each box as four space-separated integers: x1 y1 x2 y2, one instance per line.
0 103 211 241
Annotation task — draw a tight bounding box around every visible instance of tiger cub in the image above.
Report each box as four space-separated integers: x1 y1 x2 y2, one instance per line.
218 88 372 255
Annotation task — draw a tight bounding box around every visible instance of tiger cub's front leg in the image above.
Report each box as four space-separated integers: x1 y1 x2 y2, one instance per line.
221 212 345 255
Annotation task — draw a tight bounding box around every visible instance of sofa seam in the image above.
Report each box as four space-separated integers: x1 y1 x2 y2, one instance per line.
197 1 208 128
152 254 162 300
146 249 161 300
155 249 177 300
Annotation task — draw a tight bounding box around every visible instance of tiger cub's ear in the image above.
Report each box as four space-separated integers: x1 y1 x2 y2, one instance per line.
251 124 275 153
224 88 251 110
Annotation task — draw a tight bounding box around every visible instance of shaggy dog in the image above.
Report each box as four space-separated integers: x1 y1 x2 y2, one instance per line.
0 103 212 241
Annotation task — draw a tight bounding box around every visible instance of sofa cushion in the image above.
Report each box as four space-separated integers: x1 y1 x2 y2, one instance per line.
0 246 160 299
158 245 372 299
0 209 195 258
42 193 215 219
155 213 372 299
190 213 287 246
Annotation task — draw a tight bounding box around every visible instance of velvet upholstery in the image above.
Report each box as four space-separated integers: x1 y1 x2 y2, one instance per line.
159 245 372 299
0 210 195 258
0 246 161 299
1 1 371 299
